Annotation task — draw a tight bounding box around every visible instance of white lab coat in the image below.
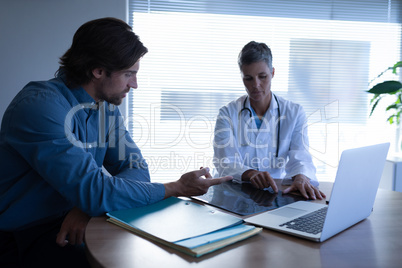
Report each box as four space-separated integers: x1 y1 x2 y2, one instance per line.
213 93 317 186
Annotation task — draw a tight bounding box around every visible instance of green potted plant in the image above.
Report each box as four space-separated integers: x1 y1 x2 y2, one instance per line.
368 61 402 151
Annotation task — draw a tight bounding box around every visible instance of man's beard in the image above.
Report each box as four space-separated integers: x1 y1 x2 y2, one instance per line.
97 91 125 105
105 95 123 105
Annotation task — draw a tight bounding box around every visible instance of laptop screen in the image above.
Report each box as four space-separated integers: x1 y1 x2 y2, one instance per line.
192 181 306 216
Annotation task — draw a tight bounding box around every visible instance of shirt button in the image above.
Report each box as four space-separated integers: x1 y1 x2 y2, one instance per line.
88 144 92 148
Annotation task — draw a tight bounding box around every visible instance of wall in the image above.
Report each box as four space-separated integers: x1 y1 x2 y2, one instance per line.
0 0 128 123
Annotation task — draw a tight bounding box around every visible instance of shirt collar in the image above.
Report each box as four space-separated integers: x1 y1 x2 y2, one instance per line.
57 68 96 105
246 92 278 117
70 87 96 105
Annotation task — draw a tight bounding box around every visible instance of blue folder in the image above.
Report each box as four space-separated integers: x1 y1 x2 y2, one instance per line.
106 197 262 257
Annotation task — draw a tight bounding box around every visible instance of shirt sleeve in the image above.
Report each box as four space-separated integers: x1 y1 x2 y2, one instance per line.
213 107 252 182
102 106 151 183
284 105 318 186
5 92 165 216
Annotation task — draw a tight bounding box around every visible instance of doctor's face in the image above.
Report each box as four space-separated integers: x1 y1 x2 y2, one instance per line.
241 61 275 104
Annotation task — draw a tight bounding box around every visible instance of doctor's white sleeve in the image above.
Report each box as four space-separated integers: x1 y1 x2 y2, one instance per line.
284 106 318 186
213 108 254 183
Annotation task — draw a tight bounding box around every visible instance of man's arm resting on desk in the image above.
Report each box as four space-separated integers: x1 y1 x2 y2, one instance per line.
56 168 231 247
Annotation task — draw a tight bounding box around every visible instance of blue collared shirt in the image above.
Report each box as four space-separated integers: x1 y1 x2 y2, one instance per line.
0 74 165 230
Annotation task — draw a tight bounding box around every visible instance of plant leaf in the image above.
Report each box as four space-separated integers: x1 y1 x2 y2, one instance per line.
386 104 398 111
397 110 402 125
368 62 402 85
370 97 381 116
370 94 380 104
368 80 402 94
397 93 402 104
392 61 402 74
387 115 395 124
368 67 393 84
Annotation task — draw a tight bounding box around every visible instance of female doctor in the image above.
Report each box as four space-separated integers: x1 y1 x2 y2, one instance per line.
213 41 325 200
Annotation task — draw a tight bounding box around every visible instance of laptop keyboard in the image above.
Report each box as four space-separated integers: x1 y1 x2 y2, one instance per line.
279 207 328 235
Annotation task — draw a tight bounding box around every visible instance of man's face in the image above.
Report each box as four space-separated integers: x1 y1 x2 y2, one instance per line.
95 61 140 105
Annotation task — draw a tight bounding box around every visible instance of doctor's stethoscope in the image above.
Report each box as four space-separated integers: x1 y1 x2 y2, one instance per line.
239 94 281 157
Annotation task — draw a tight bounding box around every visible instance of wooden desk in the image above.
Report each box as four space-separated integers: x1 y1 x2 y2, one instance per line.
85 182 402 268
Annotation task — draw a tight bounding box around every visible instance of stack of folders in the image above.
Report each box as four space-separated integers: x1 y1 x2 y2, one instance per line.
106 197 262 257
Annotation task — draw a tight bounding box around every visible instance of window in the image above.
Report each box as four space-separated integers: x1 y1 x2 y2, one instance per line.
128 0 402 182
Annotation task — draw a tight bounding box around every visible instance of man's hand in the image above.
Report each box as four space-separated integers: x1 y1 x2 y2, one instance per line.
164 167 232 198
56 207 91 247
282 174 326 200
242 169 279 193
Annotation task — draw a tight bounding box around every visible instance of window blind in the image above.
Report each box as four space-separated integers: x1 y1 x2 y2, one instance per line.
127 0 402 182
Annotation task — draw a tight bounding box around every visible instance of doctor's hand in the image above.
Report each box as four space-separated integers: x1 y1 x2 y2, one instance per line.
56 207 91 247
242 169 279 193
282 174 326 200
164 167 233 198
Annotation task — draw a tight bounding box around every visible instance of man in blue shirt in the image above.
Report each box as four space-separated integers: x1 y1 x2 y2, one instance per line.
0 18 232 268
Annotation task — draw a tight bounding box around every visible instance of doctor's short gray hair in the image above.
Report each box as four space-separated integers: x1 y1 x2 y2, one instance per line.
238 41 273 71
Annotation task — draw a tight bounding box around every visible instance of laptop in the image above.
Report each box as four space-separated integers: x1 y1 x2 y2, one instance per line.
245 143 390 242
